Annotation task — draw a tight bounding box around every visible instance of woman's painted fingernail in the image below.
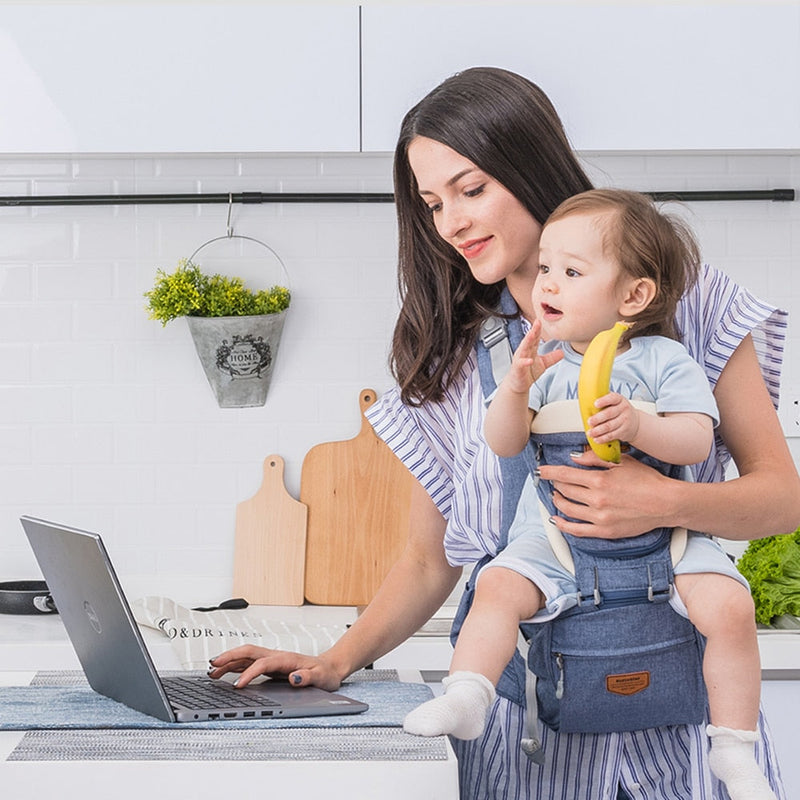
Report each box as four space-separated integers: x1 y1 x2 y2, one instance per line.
233 679 239 687
532 468 541 479
548 516 556 525
569 451 583 458
292 674 302 685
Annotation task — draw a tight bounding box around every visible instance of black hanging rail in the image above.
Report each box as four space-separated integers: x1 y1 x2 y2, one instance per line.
0 191 395 208
648 189 794 203
0 189 793 208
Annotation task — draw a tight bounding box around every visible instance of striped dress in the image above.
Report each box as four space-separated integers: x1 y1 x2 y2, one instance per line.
366 264 788 800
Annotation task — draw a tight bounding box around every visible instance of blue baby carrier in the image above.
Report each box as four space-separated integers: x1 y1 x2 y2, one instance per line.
463 290 706 758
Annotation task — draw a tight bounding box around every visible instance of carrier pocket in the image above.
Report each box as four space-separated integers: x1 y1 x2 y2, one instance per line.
526 601 706 734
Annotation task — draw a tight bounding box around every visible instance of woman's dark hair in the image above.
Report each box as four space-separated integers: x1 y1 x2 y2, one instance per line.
544 189 700 342
391 67 593 405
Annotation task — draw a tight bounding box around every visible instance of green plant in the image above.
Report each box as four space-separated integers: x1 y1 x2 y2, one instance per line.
144 259 291 326
737 528 800 625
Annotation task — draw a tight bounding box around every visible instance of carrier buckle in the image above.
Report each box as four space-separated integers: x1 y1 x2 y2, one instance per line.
593 567 602 606
646 565 673 603
521 737 546 764
480 317 508 349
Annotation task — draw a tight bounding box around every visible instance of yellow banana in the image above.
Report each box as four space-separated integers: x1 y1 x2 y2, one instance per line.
577 321 632 463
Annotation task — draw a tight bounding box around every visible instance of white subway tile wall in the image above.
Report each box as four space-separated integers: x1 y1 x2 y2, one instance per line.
1 151 798 603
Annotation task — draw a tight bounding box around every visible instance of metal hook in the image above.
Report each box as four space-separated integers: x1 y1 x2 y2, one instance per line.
226 193 234 238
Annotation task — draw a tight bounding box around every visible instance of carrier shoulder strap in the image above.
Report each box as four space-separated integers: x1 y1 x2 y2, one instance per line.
479 314 514 389
475 299 547 761
475 289 536 551
476 287 521 394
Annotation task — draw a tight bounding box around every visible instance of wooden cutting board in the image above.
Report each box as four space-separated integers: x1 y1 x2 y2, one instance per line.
233 455 307 606
301 388 414 606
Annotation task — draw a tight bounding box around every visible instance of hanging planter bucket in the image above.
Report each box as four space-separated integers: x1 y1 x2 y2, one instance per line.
145 197 292 408
186 310 287 408
181 231 291 409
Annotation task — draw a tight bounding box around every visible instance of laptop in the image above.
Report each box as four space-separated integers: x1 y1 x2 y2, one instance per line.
20 515 369 723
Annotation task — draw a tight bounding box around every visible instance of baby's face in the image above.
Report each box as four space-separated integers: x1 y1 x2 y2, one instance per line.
533 211 628 353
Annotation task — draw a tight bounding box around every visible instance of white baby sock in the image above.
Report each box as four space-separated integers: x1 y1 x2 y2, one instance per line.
403 670 496 740
706 725 777 800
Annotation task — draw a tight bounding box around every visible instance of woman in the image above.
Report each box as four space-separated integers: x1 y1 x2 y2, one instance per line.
210 68 800 799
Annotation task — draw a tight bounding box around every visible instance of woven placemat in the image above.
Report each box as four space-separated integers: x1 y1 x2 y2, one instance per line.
5 669 447 762
28 668 400 686
8 727 448 762
0 670 428 731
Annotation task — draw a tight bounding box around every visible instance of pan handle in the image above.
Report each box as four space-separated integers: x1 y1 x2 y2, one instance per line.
33 593 57 613
0 580 58 614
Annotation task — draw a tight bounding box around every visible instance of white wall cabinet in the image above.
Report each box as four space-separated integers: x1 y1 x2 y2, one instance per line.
0 3 360 153
2 3 798 154
361 2 800 152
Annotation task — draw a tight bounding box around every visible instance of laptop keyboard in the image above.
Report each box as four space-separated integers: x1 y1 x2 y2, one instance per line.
163 676 281 710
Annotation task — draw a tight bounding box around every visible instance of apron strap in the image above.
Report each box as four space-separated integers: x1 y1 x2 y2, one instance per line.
474 287 535 551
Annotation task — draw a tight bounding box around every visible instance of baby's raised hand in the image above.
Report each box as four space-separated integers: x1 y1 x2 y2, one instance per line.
584 392 639 445
504 319 563 394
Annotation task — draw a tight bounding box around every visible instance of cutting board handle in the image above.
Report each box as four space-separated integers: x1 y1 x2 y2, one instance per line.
358 388 378 434
261 454 287 488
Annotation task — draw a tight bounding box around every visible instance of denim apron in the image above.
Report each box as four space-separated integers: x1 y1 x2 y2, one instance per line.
449 288 531 707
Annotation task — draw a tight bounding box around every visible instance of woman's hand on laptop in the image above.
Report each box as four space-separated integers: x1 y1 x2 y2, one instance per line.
208 645 343 691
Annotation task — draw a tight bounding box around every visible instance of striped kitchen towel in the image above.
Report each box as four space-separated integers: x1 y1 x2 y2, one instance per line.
132 596 347 670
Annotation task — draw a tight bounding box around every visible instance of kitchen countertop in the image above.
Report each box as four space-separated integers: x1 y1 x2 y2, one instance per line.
0 606 460 800
0 669 459 800
1 602 798 675
0 604 358 672
0 603 460 673
1 606 798 799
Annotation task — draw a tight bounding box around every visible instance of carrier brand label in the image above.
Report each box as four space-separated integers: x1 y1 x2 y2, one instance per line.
606 671 650 696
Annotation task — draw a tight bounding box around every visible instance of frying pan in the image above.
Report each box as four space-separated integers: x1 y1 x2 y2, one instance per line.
0 580 57 614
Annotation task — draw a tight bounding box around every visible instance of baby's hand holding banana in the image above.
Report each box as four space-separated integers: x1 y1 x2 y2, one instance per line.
577 321 631 463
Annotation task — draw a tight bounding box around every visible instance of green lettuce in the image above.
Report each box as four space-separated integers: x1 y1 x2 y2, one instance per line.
737 529 800 625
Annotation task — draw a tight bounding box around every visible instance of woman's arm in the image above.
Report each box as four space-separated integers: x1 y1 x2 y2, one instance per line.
539 335 800 540
209 478 462 689
702 333 800 537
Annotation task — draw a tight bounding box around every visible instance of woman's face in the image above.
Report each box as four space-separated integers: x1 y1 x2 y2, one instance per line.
407 136 542 291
